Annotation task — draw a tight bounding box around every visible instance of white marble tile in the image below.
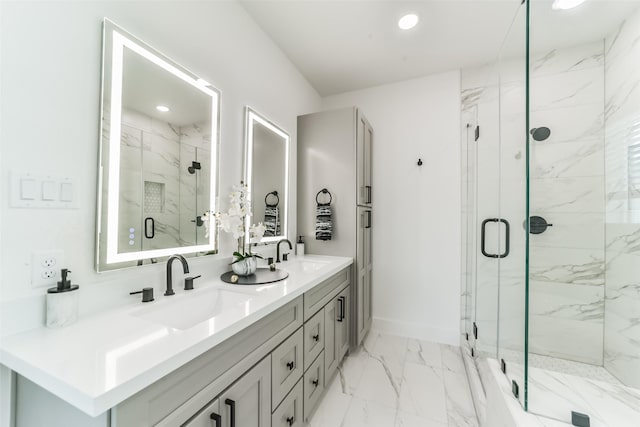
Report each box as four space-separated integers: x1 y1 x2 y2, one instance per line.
531 138 604 179
530 41 604 78
529 315 604 365
340 397 396 427
441 344 466 375
529 247 604 286
307 373 352 427
353 356 401 409
370 332 409 367
530 67 603 111
530 103 604 144
530 281 604 323
443 369 479 427
398 362 448 423
336 346 369 396
406 339 442 368
394 410 447 427
530 176 605 214
528 212 604 250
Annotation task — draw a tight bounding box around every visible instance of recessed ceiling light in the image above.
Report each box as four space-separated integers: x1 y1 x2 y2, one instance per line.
398 14 419 30
552 0 587 10
156 105 170 112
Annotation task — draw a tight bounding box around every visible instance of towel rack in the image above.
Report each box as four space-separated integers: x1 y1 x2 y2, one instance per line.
316 188 332 205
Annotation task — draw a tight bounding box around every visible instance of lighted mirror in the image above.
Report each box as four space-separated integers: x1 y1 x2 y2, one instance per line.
96 19 220 271
244 108 290 243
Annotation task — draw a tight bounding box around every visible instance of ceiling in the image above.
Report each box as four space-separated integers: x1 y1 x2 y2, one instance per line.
122 47 212 126
241 0 640 96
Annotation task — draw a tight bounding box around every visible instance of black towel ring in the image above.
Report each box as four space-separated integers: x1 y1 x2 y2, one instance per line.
265 191 279 207
316 188 332 205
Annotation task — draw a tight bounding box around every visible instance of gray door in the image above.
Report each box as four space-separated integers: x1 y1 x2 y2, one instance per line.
219 356 271 427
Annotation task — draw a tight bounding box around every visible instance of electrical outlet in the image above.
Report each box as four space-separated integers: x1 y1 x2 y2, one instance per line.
32 250 64 288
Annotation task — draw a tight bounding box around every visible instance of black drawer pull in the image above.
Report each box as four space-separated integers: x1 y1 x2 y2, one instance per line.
286 416 294 426
287 361 295 370
312 379 319 387
312 334 320 342
209 412 221 427
225 399 235 427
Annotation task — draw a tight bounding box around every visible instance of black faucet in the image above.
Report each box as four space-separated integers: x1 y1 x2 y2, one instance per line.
165 255 189 296
276 239 292 263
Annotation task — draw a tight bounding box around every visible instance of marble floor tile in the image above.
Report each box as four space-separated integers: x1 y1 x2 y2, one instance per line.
406 338 442 368
394 410 448 427
443 369 479 427
353 356 402 409
306 332 479 427
398 362 448 423
340 397 396 427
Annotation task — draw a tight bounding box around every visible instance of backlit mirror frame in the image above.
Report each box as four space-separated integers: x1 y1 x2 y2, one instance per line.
243 107 290 244
96 19 220 271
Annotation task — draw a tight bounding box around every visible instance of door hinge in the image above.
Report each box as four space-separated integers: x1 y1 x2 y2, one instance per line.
512 380 519 399
471 348 475 357
474 125 480 141
473 322 478 340
501 358 507 374
465 332 469 341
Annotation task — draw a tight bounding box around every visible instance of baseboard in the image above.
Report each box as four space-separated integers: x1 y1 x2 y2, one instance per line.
371 316 460 346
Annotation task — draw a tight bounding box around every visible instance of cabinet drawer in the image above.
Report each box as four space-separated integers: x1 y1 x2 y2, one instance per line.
304 308 324 371
303 351 325 422
272 328 303 408
272 379 303 427
303 268 349 321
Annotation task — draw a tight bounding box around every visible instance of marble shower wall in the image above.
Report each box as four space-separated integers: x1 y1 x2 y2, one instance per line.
460 41 607 367
528 41 606 365
603 5 640 389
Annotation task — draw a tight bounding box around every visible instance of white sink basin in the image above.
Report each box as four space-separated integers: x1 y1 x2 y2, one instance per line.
132 287 254 330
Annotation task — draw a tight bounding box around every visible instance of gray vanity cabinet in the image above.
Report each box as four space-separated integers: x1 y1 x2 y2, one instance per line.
356 206 373 344
356 112 373 207
298 107 374 349
324 286 350 383
10 268 354 427
183 399 219 427
217 356 271 427
272 379 303 427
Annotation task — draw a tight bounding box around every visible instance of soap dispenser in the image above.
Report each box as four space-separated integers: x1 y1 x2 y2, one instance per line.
297 236 305 256
46 269 79 328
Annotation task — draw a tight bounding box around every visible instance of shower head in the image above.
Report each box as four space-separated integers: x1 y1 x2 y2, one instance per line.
530 127 551 141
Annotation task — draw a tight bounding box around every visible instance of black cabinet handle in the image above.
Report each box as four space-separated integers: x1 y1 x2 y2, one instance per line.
481 218 510 259
312 334 320 342
286 416 295 426
225 399 235 427
366 185 372 203
366 211 372 228
312 379 319 387
144 217 155 239
209 412 221 427
287 361 295 370
337 296 345 322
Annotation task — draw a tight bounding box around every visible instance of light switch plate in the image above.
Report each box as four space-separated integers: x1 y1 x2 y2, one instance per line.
10 171 77 209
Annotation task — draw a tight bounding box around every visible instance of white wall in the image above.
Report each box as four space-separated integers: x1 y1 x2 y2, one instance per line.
0 1 321 334
322 71 462 345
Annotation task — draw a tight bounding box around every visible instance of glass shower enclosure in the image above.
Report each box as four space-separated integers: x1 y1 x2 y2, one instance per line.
462 0 640 424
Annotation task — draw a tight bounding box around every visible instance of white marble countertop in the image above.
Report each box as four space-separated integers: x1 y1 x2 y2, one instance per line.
0 255 352 417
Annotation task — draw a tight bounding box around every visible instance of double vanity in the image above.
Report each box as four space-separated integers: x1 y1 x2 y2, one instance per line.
1 256 353 426
0 16 372 427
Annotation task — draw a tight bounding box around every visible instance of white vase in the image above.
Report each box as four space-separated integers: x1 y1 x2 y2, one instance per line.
231 256 257 276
